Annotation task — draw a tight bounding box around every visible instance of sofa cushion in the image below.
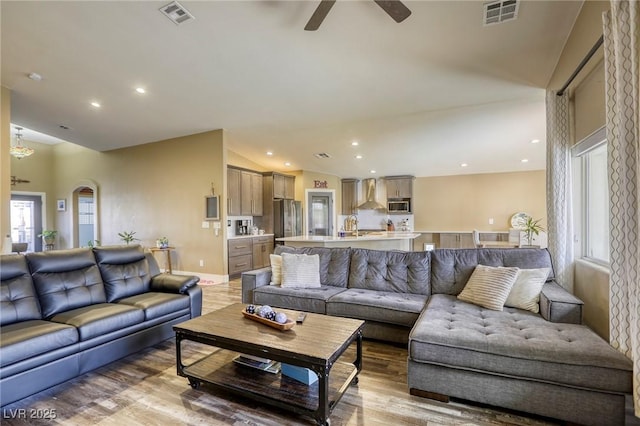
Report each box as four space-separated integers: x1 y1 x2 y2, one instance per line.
457 265 519 311
409 294 633 393
281 253 321 288
253 285 347 314
117 292 190 320
347 248 430 295
50 303 144 341
93 245 151 302
430 248 555 296
505 268 550 313
269 254 282 285
27 248 106 319
327 288 427 327
0 320 78 367
274 246 351 288
1 255 42 325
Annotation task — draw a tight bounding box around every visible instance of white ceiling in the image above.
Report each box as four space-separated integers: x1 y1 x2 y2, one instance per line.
1 1 583 178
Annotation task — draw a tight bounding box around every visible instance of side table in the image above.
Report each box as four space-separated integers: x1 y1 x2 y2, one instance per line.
149 246 175 273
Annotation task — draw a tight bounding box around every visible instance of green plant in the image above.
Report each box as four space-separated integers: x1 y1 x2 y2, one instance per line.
158 236 168 245
38 230 57 243
523 218 545 246
118 231 138 245
87 239 101 248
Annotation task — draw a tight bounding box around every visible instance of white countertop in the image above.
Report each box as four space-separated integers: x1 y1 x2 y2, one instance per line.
276 231 420 243
228 233 274 240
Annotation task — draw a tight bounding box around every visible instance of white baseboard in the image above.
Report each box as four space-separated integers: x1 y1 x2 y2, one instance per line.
172 270 228 285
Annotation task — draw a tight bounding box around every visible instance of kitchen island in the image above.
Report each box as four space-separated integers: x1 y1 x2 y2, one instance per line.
276 232 421 251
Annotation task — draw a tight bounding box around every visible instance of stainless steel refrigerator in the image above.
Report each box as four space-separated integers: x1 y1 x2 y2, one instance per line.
273 199 302 239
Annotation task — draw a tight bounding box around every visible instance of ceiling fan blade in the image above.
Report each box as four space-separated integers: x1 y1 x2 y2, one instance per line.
305 0 336 31
373 0 411 23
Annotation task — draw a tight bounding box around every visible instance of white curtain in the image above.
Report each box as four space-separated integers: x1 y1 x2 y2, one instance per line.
604 0 640 417
545 90 574 292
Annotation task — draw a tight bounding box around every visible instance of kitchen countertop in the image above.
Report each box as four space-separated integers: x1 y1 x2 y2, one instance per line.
228 233 274 240
276 231 420 242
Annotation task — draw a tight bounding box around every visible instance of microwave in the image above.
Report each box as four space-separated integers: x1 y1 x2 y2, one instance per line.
388 199 410 213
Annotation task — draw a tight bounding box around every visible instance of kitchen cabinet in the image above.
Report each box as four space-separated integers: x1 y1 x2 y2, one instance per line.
439 233 475 249
252 235 274 269
273 173 295 199
385 176 414 199
228 239 253 276
227 168 242 216
341 179 359 215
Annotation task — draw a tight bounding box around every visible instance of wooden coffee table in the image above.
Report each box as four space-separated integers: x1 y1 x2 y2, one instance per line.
174 303 364 425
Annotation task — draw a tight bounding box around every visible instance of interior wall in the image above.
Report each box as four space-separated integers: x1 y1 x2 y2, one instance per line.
575 259 610 340
52 130 227 275
412 170 546 231
227 150 268 172
1 87 11 251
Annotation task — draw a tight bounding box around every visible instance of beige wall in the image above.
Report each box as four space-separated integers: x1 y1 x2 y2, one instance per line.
1 87 11 251
413 170 546 231
227 150 268 172
50 130 227 275
548 1 610 339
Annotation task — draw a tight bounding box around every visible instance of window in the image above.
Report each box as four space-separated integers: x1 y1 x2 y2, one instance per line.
572 127 609 264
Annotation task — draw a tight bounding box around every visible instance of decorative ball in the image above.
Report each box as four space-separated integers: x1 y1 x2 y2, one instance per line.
245 304 256 314
274 312 288 324
257 305 273 318
265 311 276 321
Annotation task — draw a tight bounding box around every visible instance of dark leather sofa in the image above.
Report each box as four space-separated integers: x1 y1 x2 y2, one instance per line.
0 245 201 407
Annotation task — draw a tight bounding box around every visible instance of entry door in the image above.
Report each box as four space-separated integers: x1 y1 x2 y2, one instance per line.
308 192 333 236
10 195 43 252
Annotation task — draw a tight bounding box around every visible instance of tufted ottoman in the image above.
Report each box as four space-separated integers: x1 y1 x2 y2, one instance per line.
408 294 633 426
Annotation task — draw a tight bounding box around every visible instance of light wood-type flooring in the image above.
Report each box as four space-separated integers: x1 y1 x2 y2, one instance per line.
2 279 638 426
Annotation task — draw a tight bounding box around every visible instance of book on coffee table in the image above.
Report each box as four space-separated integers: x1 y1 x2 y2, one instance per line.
233 355 281 374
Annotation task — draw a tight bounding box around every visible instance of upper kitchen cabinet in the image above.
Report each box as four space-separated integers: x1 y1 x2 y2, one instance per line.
227 168 242 216
228 167 263 216
385 175 414 199
265 172 296 199
341 179 359 215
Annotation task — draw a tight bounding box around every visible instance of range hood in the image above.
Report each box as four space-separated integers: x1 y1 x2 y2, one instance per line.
357 178 386 210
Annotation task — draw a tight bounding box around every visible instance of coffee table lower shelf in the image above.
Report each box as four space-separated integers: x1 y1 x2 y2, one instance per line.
182 349 358 423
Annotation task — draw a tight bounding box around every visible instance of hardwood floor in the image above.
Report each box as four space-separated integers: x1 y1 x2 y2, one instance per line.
2 280 636 425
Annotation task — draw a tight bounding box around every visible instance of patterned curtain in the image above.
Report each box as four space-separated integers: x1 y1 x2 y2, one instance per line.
604 0 640 417
545 91 574 292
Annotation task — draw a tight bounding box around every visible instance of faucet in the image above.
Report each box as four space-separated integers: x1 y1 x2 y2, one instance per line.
345 214 358 237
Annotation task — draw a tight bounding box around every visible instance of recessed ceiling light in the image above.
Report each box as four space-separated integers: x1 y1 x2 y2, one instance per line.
461 163 468 167
135 87 146 94
90 101 101 108
351 141 359 146
284 162 291 166
266 151 273 156
355 155 363 159
370 170 376 174
530 139 540 144
521 158 529 163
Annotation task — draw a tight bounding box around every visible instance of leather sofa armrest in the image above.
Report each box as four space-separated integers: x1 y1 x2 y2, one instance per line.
539 281 583 324
241 267 272 304
150 274 199 294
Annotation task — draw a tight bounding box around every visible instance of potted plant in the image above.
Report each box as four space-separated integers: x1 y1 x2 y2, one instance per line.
118 231 138 245
87 239 101 248
156 236 169 249
38 230 57 245
523 218 545 247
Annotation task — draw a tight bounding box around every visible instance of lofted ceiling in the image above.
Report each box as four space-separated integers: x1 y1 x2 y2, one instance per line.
1 1 583 178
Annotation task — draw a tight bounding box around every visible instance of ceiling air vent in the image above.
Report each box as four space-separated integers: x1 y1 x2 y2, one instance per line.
314 153 332 159
483 0 519 26
160 1 195 25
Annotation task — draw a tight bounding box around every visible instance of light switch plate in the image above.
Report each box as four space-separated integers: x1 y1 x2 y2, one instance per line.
202 221 210 229
213 221 221 229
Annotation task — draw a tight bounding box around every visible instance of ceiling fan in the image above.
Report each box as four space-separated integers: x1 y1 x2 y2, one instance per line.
304 0 411 31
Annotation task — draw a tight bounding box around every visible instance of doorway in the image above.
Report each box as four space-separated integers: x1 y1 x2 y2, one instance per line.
306 190 334 236
10 194 43 252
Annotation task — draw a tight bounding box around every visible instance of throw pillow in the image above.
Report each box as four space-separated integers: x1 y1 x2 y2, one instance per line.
269 254 282 285
504 267 550 313
281 253 321 288
457 265 519 311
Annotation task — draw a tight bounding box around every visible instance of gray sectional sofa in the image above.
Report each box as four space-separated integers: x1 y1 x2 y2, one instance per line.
242 246 633 425
0 245 201 407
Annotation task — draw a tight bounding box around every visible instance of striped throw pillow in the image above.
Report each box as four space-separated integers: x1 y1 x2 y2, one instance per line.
457 265 519 311
281 253 321 288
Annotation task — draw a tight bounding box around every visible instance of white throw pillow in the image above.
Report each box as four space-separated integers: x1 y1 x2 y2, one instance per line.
457 265 519 311
504 268 550 313
281 253 321 288
269 254 282 285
